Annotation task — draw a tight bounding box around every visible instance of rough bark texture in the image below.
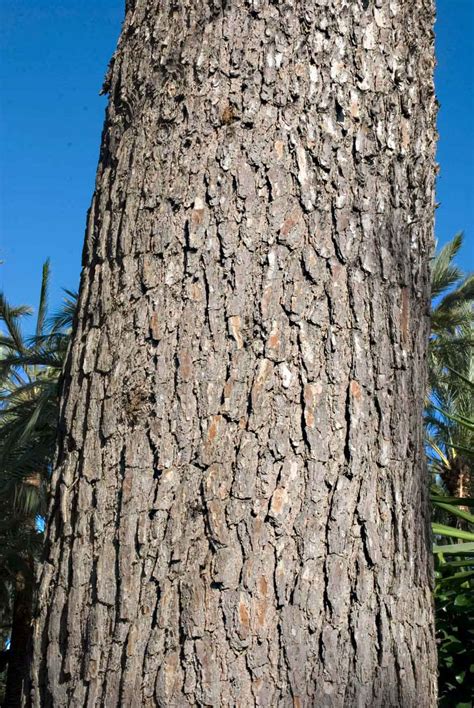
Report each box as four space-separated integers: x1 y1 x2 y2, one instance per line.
29 1 438 705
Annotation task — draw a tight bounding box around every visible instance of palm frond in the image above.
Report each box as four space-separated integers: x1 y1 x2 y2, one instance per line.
0 294 29 355
430 232 464 298
0 351 65 372
35 259 50 338
47 289 77 333
436 273 474 312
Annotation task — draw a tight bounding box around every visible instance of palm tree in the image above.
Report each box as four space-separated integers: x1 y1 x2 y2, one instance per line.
427 233 473 500
426 234 474 706
0 261 76 706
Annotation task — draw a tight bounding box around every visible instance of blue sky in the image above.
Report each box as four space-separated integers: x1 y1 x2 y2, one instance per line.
0 0 473 317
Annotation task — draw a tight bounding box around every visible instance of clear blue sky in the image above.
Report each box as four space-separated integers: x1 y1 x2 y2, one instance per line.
0 0 473 317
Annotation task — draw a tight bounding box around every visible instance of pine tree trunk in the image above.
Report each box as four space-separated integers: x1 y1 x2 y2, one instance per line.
29 1 438 705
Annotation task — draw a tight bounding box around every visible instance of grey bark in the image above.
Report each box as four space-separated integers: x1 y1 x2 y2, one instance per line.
28 1 438 706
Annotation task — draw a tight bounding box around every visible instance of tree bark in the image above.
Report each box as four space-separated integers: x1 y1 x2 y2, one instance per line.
29 1 438 705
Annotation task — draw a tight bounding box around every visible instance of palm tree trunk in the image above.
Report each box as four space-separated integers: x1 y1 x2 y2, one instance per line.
443 457 472 528
29 1 438 705
4 567 33 708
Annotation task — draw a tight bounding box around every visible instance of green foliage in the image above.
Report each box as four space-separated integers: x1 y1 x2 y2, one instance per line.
427 234 474 706
435 558 474 708
0 263 76 678
432 493 474 707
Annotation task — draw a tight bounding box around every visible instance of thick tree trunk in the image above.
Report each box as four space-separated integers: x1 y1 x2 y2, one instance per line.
29 1 438 705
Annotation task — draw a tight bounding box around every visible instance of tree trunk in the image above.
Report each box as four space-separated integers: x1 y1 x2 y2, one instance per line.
29 1 438 705
4 567 33 708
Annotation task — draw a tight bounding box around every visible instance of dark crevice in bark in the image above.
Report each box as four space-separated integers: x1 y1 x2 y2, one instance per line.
343 382 352 466
375 603 384 665
113 448 126 624
199 478 219 554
